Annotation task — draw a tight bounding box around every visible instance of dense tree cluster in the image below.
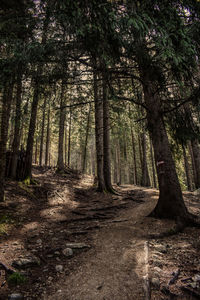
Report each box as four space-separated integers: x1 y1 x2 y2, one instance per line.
0 0 200 222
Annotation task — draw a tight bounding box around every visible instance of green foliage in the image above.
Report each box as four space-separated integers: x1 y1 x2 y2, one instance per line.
8 272 26 285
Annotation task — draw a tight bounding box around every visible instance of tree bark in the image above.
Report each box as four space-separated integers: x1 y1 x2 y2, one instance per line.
11 67 23 179
68 107 72 168
141 71 189 220
141 132 151 187
94 67 105 191
191 139 200 189
0 79 14 201
130 126 138 185
102 74 113 192
82 104 91 173
39 98 46 166
24 77 40 179
45 105 50 166
182 144 193 191
150 138 157 188
57 82 66 170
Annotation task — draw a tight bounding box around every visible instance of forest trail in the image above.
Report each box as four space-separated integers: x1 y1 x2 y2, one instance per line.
46 185 154 300
1 167 200 300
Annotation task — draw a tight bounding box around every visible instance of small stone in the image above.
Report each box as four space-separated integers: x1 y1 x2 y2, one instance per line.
189 282 197 289
36 239 42 244
154 267 162 273
12 255 40 269
151 277 160 290
154 244 167 253
193 274 200 282
62 248 73 257
55 265 63 272
65 243 91 249
54 251 60 255
8 293 23 300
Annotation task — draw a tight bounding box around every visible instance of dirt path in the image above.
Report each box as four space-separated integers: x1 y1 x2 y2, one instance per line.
1 167 200 300
45 189 154 300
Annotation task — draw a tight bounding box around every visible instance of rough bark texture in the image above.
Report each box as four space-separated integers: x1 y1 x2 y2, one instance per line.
102 75 113 192
182 145 193 191
24 79 40 179
39 98 46 166
68 108 72 168
150 138 157 188
82 104 91 173
45 106 50 166
57 83 66 170
141 71 188 220
130 126 138 185
94 69 105 191
191 139 200 189
0 80 14 201
11 68 23 179
141 132 151 187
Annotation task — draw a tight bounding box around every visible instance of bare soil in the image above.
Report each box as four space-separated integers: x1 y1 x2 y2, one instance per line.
0 166 200 300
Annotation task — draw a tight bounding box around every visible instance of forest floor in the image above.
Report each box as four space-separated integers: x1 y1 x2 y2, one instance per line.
0 166 200 300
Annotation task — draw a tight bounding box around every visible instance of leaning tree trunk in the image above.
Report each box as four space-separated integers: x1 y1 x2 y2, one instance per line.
57 82 66 170
94 68 106 191
0 80 14 201
102 73 113 192
141 72 189 220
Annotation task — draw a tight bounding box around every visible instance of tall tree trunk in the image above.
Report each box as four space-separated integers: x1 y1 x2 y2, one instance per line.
191 139 200 189
102 74 113 192
189 141 196 189
141 71 188 220
0 79 14 201
82 104 91 173
94 68 105 191
11 67 23 179
57 82 66 170
150 138 157 188
64 125 67 167
182 144 193 191
130 126 138 185
141 132 151 187
45 105 50 166
39 98 46 166
68 107 72 168
24 77 40 179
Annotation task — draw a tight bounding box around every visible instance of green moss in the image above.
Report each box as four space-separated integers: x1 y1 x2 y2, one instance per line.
8 272 26 285
0 214 14 235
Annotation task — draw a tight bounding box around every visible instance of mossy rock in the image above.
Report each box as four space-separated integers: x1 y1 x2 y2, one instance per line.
8 272 26 285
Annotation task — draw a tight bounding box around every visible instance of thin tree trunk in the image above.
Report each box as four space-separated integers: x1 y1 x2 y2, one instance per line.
141 132 151 187
94 67 105 191
39 98 46 166
45 105 50 166
0 79 14 201
64 126 67 167
57 82 66 170
130 126 138 185
24 76 40 180
68 107 72 168
182 144 192 191
103 73 113 192
189 141 196 189
11 67 23 179
191 139 200 189
82 104 91 173
150 138 157 188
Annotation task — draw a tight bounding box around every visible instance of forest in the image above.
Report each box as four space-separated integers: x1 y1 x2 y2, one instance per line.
0 0 200 299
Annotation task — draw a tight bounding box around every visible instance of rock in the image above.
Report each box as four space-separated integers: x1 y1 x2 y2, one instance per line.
12 255 40 269
65 243 91 249
193 274 200 282
154 244 167 253
8 293 23 300
151 277 160 290
54 251 60 255
55 265 63 272
62 248 73 257
189 282 197 289
194 188 200 195
154 267 163 273
36 239 42 244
